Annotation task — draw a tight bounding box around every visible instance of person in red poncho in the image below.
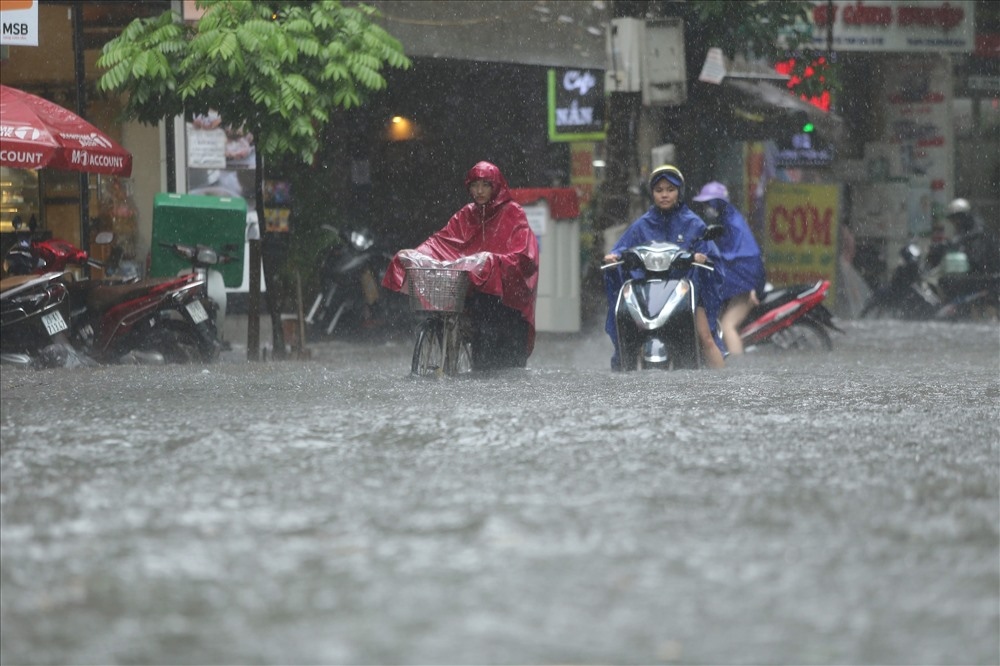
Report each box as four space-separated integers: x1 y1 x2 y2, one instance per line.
382 161 539 369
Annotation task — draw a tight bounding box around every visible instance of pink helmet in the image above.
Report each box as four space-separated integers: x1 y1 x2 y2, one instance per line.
692 181 729 203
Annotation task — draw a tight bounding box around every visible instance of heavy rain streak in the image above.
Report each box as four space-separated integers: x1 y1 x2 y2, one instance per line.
1 317 997 664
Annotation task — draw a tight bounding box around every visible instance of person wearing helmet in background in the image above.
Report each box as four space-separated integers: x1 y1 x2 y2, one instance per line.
927 198 1000 276
692 181 766 356
602 164 726 370
382 161 539 370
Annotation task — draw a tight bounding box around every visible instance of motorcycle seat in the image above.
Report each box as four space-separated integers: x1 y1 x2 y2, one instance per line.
0 274 42 293
78 277 183 313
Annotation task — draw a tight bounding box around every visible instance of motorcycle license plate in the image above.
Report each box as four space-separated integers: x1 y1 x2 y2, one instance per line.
41 311 68 336
185 300 209 324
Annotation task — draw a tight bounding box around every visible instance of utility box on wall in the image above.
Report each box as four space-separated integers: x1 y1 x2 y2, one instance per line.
643 18 686 106
511 188 581 333
605 17 686 105
149 193 246 287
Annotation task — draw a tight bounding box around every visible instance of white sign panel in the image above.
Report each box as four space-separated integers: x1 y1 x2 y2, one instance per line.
524 202 548 238
0 0 39 47
883 57 954 210
186 126 227 169
806 0 974 53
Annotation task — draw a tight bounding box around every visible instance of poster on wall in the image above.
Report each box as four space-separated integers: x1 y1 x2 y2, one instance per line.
882 57 953 214
186 110 257 206
764 182 840 309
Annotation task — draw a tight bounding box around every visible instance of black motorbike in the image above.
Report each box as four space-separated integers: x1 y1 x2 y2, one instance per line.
861 242 999 321
0 272 91 368
304 225 410 339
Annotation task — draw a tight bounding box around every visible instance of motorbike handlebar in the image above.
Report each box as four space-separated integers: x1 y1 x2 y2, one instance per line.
599 257 715 271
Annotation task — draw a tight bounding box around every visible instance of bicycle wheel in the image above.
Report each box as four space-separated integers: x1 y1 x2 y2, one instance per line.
411 318 445 376
444 315 473 376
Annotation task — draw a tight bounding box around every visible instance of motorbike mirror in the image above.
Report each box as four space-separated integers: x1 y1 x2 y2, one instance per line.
94 231 114 245
702 224 725 242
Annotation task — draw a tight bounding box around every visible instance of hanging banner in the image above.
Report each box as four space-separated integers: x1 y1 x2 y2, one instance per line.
764 182 840 308
0 0 38 47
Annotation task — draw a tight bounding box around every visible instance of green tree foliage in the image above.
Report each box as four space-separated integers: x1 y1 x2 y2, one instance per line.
97 0 410 165
97 0 410 358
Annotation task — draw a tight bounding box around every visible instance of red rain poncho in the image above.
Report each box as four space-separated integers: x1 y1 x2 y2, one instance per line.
383 161 540 353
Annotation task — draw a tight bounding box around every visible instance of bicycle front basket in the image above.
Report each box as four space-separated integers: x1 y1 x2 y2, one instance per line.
405 267 470 312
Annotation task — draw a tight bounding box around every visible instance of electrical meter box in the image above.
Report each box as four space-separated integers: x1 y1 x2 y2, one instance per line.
150 193 246 287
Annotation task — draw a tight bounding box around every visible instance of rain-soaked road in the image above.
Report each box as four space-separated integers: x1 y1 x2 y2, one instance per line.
1 318 998 665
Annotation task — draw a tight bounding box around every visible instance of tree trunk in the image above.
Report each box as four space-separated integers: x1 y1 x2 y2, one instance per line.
256 149 286 359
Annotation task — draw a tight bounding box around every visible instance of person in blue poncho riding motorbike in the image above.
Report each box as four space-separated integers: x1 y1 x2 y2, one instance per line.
603 164 727 370
692 181 766 356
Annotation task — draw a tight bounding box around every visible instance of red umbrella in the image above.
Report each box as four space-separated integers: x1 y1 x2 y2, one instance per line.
0 84 133 177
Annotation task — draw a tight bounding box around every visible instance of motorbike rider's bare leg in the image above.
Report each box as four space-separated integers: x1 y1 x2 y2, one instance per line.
696 306 725 368
720 291 757 355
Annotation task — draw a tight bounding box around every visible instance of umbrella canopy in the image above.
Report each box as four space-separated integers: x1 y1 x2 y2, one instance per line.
0 85 132 177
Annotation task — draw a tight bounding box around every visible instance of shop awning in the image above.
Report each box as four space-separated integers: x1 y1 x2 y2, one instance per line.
721 78 846 148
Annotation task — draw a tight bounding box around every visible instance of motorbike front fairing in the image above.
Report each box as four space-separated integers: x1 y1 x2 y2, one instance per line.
613 243 702 369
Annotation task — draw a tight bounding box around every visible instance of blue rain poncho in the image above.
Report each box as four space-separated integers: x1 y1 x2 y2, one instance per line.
714 202 766 301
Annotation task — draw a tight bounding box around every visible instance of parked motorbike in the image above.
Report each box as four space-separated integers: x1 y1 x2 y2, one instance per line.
304 224 410 339
602 226 724 370
860 242 999 321
68 243 227 364
739 280 843 352
163 240 234 345
0 271 90 368
2 227 225 364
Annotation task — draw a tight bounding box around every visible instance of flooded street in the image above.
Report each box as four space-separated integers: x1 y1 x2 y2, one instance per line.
1 319 998 665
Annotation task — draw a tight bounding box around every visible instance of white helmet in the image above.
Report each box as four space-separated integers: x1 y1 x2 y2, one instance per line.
946 198 971 216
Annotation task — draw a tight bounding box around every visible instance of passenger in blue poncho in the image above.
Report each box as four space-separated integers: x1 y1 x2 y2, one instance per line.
602 165 726 370
691 181 766 356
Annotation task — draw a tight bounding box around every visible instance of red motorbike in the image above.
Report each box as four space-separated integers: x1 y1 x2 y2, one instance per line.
2 224 223 365
738 280 843 352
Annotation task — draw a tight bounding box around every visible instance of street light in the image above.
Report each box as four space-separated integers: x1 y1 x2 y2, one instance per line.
386 115 418 141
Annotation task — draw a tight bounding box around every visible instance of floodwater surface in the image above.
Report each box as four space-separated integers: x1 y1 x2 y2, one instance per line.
1 319 998 664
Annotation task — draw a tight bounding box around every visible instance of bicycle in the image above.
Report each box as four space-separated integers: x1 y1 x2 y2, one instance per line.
406 266 474 376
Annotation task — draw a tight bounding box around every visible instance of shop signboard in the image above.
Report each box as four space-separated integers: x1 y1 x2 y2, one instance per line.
548 68 605 142
764 182 840 309
882 56 954 210
0 0 38 47
805 0 975 53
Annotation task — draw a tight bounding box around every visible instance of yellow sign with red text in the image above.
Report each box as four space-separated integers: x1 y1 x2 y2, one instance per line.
764 182 840 309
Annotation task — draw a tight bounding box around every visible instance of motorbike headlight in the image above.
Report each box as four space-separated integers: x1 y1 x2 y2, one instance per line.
196 248 219 265
350 230 374 251
635 248 677 272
